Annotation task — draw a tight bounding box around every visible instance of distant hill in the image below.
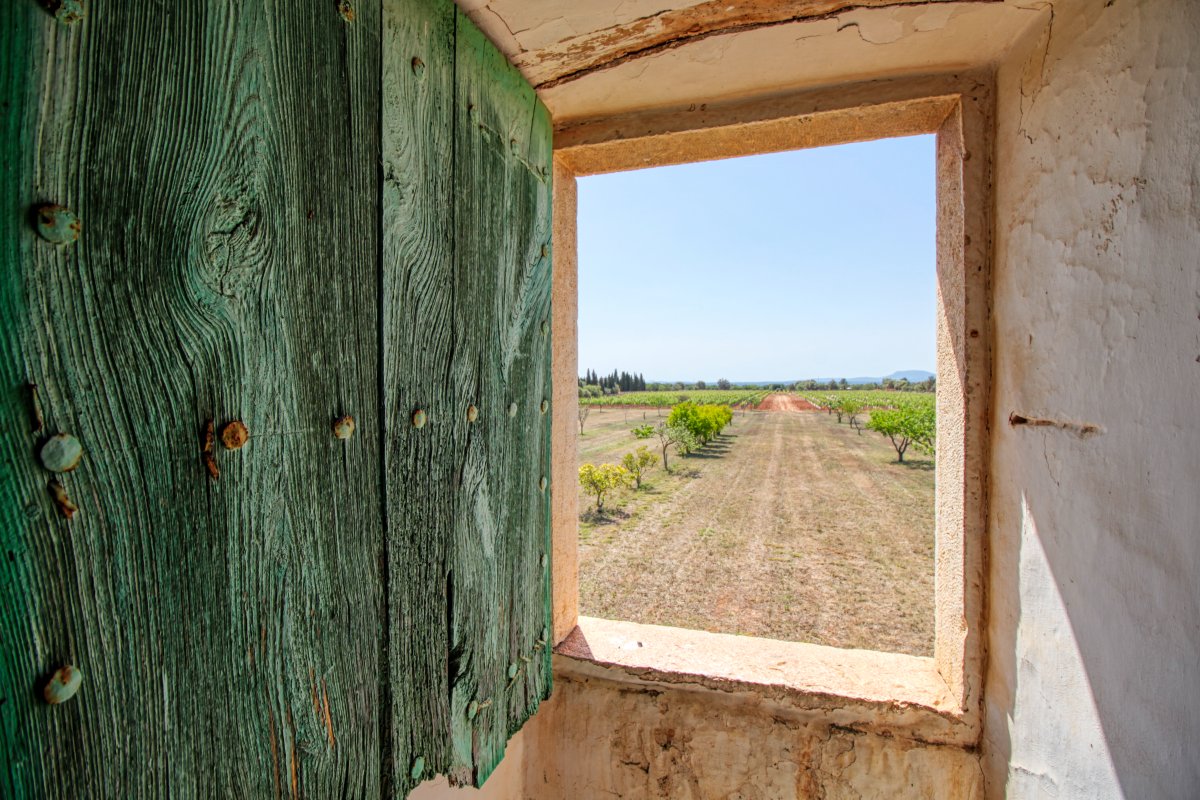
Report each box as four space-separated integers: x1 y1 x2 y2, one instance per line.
662 371 931 386
883 370 935 383
801 371 931 386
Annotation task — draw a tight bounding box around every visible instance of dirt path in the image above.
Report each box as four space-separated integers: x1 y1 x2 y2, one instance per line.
755 393 818 411
576 406 935 655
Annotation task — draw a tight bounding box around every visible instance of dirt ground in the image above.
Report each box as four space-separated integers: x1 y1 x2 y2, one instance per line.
577 397 935 656
754 393 818 411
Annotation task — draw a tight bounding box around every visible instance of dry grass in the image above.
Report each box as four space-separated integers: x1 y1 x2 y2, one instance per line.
576 402 935 656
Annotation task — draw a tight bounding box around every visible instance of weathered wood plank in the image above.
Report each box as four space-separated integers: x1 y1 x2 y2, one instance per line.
381 0 458 795
0 5 55 797
450 9 554 787
512 0 992 89
382 4 553 792
4 2 553 795
0 3 382 797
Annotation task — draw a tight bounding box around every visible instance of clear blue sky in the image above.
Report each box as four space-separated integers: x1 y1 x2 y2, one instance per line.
577 134 936 383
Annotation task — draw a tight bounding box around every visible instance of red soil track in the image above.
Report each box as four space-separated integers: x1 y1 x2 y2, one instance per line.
754 393 818 412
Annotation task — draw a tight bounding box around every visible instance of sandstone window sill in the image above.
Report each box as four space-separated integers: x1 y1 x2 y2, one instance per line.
553 616 975 746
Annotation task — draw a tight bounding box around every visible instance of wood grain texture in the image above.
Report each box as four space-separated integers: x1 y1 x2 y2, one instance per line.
381 0 457 794
1 3 383 797
3 2 551 796
450 9 553 787
382 3 554 793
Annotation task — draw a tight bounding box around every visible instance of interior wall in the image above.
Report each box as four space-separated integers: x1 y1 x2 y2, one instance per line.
985 1 1200 797
417 0 1200 796
521 668 983 800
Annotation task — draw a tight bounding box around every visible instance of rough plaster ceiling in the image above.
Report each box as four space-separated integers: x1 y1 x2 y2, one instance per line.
457 0 1048 123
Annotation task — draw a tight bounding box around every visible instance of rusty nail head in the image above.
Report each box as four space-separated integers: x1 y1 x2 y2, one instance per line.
333 415 356 440
337 0 355 22
39 433 83 473
43 664 82 704
46 0 84 24
412 409 427 428
201 420 219 480
507 402 517 418
411 56 425 76
221 420 249 450
48 478 78 520
34 204 80 245
466 404 479 423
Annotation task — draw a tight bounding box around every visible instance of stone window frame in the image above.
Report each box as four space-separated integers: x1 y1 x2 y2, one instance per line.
547 74 991 744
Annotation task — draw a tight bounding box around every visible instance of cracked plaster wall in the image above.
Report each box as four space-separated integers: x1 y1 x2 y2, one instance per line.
985 0 1200 797
520 673 983 799
409 0 1199 796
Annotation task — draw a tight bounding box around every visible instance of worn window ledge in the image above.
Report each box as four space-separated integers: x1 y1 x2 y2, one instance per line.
554 616 974 746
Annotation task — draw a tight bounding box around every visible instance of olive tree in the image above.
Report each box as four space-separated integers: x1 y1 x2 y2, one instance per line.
652 423 694 473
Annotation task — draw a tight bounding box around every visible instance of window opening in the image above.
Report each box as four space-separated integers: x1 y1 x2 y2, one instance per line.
575 135 937 656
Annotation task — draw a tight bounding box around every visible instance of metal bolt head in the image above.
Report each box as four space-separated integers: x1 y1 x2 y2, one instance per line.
412 409 427 429
220 420 249 450
507 402 518 418
39 433 83 473
43 664 82 705
34 204 80 244
410 756 425 781
333 415 356 440
466 405 479 423
337 0 355 22
540 399 548 414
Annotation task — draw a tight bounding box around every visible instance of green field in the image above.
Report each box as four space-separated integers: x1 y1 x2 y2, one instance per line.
580 388 770 408
797 389 935 412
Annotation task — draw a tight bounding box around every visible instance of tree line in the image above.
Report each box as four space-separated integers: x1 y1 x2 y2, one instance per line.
580 369 646 395
580 374 936 396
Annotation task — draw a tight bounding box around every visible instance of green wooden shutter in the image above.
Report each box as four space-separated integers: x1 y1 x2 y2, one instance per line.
1 1 552 796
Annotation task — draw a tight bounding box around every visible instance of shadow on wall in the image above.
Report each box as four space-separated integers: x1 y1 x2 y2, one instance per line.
984 1 1200 797
984 0 1200 796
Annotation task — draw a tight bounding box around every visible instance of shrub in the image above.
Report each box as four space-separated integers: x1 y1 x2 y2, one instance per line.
621 447 658 489
578 463 631 512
